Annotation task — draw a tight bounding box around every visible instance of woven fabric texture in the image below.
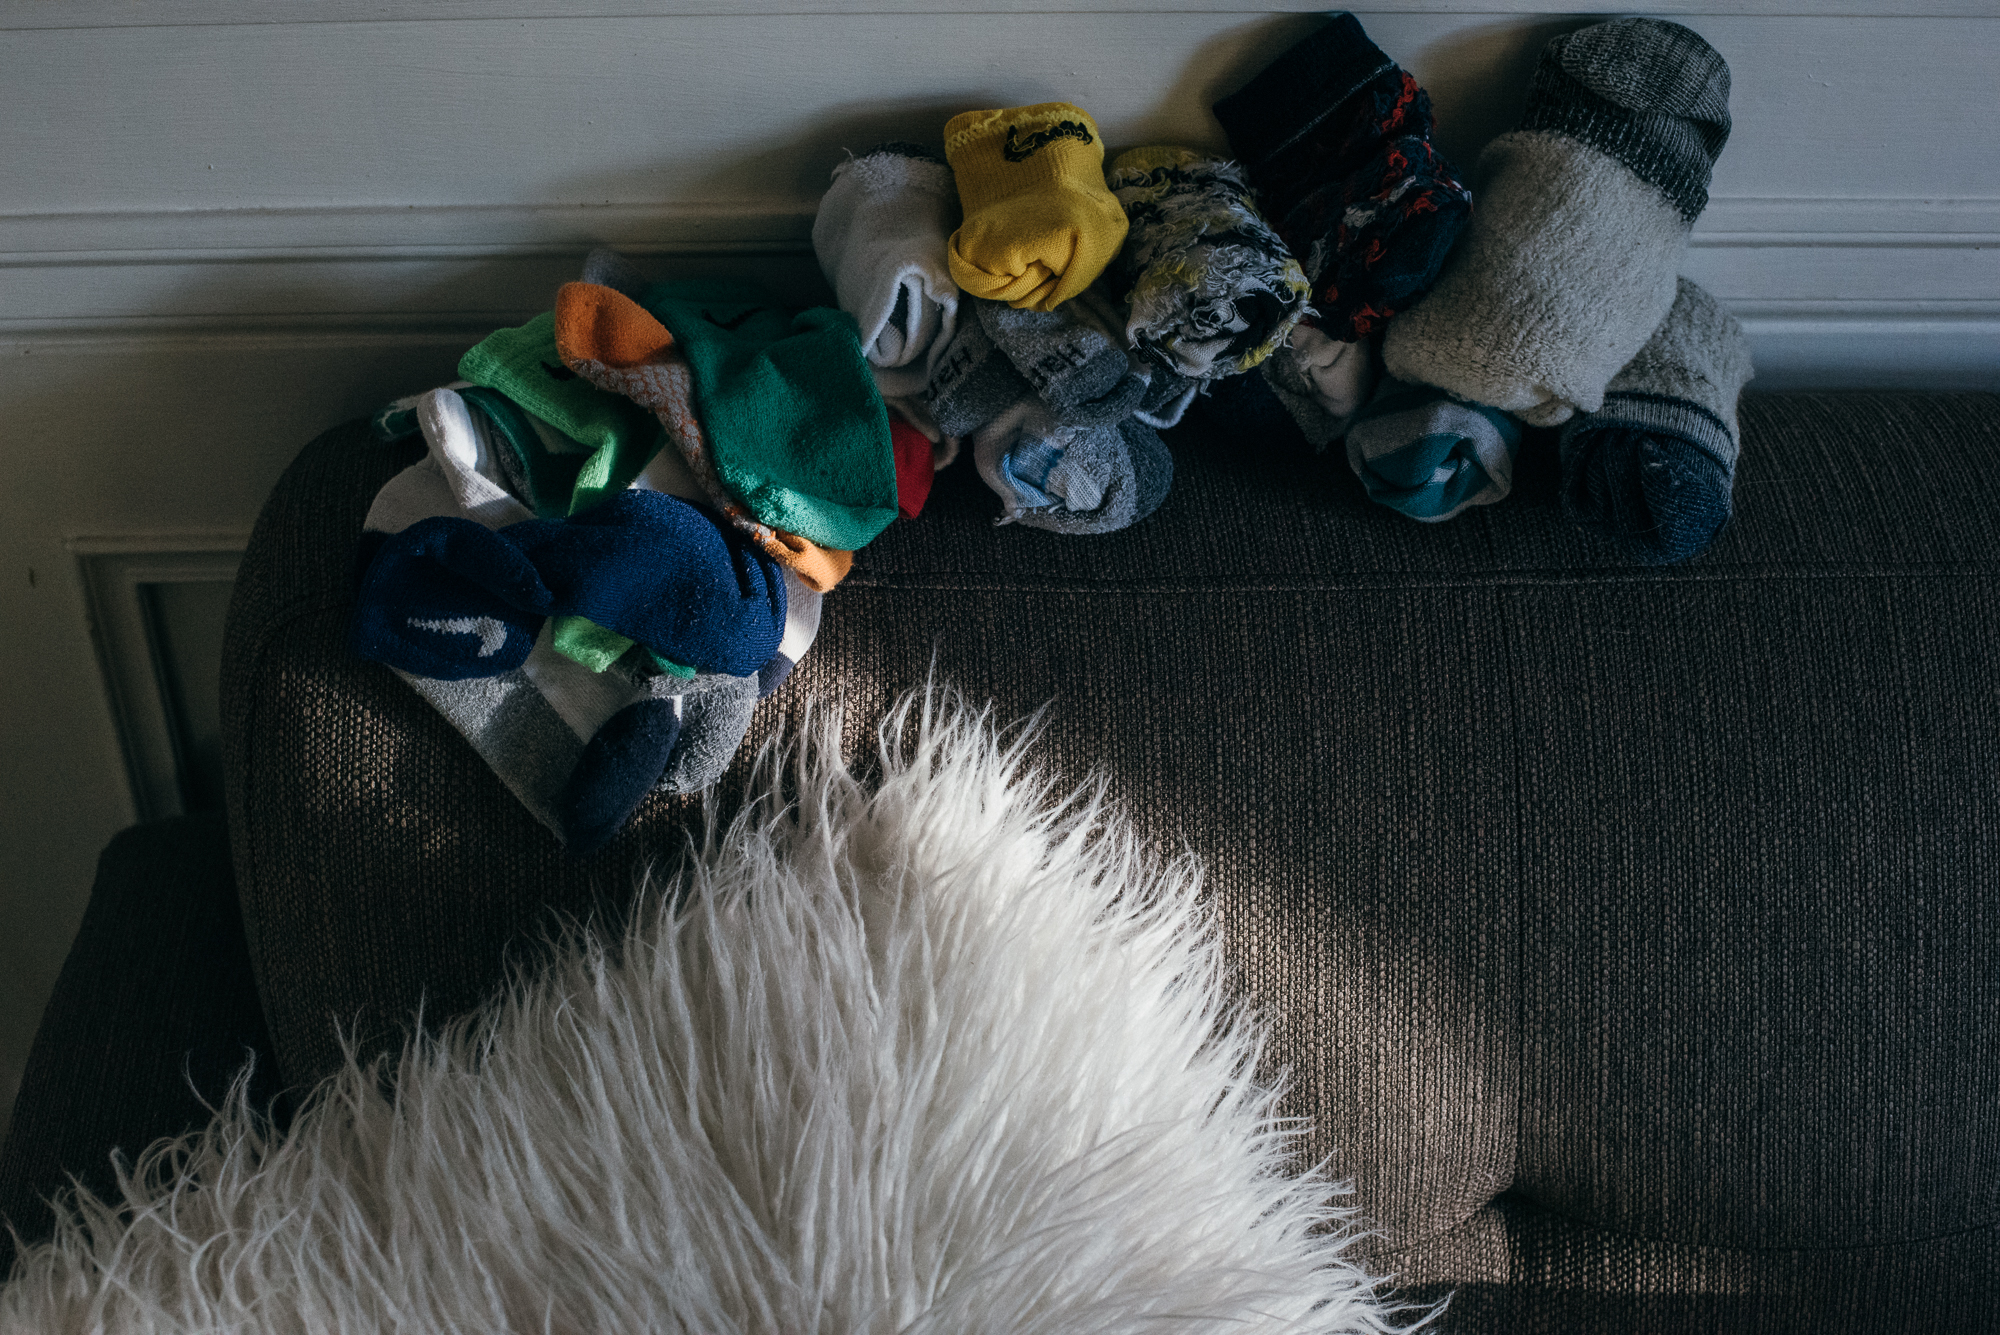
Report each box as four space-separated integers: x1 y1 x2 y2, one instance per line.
220 392 2000 1331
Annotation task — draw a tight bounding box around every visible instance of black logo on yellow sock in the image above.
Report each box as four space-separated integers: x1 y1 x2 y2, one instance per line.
1003 120 1093 162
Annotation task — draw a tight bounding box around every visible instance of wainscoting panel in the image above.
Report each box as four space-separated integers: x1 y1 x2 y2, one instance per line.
1 3 1993 1144
73 540 245 824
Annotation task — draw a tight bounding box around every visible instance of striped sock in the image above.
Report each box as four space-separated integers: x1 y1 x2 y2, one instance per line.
1559 277 1752 563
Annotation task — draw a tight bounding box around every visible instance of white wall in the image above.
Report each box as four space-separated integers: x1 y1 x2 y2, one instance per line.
2 1 1995 1138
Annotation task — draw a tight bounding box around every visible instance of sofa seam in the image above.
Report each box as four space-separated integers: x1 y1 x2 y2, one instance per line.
839 563 2000 595
1367 1194 2000 1259
1495 585 1528 1221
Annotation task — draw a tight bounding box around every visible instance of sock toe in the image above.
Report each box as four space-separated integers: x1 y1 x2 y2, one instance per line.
554 697 681 855
1564 426 1733 564
659 675 759 794
553 282 675 369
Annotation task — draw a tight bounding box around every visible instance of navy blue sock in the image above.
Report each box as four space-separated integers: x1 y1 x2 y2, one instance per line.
1212 15 1471 341
1560 422 1733 564
555 697 682 856
349 520 547 679
512 493 786 672
352 490 786 680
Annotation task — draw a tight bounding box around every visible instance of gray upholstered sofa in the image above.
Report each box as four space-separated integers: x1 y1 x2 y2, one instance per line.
5 389 1998 1330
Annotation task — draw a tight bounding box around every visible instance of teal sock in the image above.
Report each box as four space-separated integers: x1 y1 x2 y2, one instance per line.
1345 378 1520 522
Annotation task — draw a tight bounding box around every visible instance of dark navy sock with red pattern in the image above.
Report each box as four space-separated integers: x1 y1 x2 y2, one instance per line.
1213 13 1472 343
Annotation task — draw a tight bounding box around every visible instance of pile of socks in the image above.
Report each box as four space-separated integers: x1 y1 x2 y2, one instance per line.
814 108 1318 536
1203 13 1751 563
354 257 926 855
348 14 1758 850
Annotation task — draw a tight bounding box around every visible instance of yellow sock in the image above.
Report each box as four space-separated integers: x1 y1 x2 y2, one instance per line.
945 103 1128 312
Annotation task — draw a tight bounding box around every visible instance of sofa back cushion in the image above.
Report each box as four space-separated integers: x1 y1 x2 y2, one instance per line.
223 391 2000 1261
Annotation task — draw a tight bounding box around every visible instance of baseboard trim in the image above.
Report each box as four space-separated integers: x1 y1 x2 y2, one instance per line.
6 0 1987 32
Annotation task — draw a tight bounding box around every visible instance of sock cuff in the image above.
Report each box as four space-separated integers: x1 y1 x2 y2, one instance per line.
835 147 956 197
1107 144 1213 182
1212 12 1396 169
1563 389 1738 469
861 140 946 166
1519 19 1730 222
945 102 1103 163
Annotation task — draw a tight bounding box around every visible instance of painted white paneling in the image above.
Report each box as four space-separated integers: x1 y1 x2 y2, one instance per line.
3 0 1989 27
0 332 469 1140
2 16 1994 217
1 5 1995 1141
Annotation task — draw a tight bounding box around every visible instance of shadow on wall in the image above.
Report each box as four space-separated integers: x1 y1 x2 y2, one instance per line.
1406 17 1594 174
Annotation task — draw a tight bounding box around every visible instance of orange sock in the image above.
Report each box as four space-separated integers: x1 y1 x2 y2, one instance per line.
554 280 676 367
554 284 853 593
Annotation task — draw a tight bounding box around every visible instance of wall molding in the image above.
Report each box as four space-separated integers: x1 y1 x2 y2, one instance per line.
5 1 1989 31
71 535 247 823
3 197 1996 264
0 203 817 262
1 197 1994 388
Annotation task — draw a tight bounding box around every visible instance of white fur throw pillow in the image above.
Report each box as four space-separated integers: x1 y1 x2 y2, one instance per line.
2 692 1421 1334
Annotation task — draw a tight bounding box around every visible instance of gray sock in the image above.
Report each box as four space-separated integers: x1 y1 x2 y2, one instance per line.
1002 418 1170 536
658 671 760 794
581 246 654 301
1134 363 1200 429
922 312 1036 437
1012 420 1138 535
976 298 1147 427
1382 18 1731 426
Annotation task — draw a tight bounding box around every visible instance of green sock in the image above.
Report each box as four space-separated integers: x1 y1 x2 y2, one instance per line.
549 617 698 676
458 386 588 520
638 281 897 551
549 616 635 672
463 312 680 676
458 311 665 517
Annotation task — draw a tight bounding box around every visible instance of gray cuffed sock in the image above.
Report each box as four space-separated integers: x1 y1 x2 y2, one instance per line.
1003 417 1173 536
1009 420 1137 535
1382 18 1731 426
1519 20 1731 223
975 297 1147 428
922 310 1037 436
1560 277 1753 564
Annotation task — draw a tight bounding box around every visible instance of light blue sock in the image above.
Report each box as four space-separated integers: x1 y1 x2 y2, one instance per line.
1345 378 1520 522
